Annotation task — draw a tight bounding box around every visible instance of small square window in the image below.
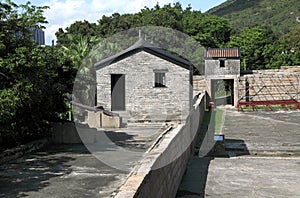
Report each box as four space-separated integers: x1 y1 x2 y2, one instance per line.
154 72 166 87
220 59 225 67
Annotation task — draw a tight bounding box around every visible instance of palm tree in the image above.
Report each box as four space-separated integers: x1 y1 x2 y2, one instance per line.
61 35 101 115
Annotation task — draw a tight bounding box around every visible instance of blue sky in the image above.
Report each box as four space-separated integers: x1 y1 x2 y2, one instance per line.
14 0 227 44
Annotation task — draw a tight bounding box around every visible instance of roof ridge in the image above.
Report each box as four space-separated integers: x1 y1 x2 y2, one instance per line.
94 39 193 70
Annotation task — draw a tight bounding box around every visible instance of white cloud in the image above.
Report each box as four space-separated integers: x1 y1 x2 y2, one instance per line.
42 0 175 45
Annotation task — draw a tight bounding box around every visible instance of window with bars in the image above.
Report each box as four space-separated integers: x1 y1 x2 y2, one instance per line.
154 71 166 87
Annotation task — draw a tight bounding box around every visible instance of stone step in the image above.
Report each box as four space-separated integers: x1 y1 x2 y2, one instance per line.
111 111 130 126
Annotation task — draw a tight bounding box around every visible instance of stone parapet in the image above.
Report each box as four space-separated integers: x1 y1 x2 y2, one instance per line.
114 93 206 198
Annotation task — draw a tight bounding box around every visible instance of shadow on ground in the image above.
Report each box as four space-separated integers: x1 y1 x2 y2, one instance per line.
176 109 250 198
0 146 79 197
0 144 127 198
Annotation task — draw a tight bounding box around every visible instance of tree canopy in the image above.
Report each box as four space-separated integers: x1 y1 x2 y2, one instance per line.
56 3 232 49
0 1 75 149
56 2 300 70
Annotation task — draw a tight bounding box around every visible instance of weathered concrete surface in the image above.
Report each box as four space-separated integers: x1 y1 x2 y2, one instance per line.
0 125 165 198
222 107 300 155
205 156 300 198
0 145 127 198
177 107 300 197
0 138 48 164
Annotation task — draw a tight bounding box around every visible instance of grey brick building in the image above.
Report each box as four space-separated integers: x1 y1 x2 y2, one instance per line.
204 48 241 106
204 48 240 78
94 39 193 123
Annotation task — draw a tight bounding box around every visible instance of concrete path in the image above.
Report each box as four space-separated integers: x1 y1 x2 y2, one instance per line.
177 107 300 197
221 107 300 155
0 125 165 198
205 156 300 197
0 144 126 198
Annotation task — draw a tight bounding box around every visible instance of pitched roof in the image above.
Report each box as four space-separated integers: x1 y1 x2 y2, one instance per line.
94 39 193 70
204 48 240 58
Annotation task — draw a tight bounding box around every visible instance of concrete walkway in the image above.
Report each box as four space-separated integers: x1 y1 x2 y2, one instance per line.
177 107 300 197
221 107 300 155
0 144 126 198
0 124 165 198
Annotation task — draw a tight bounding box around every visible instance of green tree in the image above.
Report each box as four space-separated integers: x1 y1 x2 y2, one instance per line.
0 1 74 149
182 9 231 48
138 2 183 30
227 26 276 70
61 34 101 68
61 35 102 107
57 2 231 49
56 20 99 46
263 27 300 68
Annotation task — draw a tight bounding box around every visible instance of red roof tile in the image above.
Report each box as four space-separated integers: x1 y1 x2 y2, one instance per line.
205 48 240 58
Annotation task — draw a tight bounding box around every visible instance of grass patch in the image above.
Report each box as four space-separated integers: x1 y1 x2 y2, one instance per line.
195 108 224 148
240 104 298 111
214 108 224 135
201 108 224 133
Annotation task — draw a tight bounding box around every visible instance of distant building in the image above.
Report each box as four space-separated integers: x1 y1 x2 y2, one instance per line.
15 28 45 45
32 28 45 45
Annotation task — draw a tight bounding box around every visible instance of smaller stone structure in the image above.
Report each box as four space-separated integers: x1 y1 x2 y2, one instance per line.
204 48 240 79
87 111 121 128
204 48 241 106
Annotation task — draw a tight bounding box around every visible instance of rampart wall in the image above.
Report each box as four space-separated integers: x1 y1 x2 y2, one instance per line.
238 66 300 102
115 93 206 198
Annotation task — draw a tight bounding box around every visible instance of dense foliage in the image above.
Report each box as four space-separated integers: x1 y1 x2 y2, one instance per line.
56 3 232 49
207 0 300 36
207 0 300 69
56 2 300 70
0 1 75 149
225 25 300 69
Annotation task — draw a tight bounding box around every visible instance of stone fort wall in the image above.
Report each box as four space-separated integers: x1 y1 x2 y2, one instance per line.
193 66 300 104
193 75 206 96
238 66 300 102
115 93 206 198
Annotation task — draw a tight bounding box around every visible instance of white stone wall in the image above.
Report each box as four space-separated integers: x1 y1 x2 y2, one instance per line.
96 51 192 122
205 59 240 77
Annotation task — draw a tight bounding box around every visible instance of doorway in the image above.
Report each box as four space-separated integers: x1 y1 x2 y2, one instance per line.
211 79 234 106
111 74 125 111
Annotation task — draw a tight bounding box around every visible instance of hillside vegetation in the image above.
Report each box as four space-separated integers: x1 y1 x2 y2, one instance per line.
207 0 300 35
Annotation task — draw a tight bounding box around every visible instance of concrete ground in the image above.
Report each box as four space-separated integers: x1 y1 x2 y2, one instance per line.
177 107 300 198
0 144 127 198
0 124 165 198
221 107 300 155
